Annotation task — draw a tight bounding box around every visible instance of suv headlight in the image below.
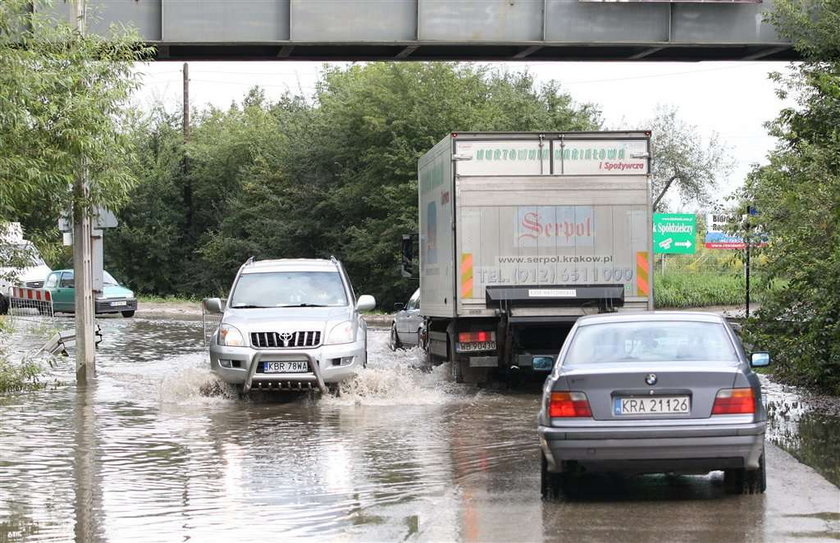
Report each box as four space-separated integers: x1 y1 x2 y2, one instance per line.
326 321 355 345
218 324 245 346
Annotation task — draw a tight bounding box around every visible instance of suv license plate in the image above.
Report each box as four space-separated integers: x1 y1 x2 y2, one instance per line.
457 341 496 353
262 361 309 373
614 396 690 415
110 301 127 307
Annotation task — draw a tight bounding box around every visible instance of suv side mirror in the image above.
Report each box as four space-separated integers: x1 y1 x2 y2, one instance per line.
394 302 405 311
750 352 771 368
356 295 376 312
203 297 225 314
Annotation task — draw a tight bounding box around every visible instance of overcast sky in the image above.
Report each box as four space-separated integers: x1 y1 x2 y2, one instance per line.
137 60 793 205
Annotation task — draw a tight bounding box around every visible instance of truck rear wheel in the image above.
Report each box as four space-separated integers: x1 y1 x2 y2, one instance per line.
452 359 465 383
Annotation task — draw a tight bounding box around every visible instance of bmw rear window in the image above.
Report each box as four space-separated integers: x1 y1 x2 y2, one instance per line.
564 321 738 364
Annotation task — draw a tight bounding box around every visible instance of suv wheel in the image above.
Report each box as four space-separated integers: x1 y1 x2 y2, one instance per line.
0 294 8 315
388 324 401 351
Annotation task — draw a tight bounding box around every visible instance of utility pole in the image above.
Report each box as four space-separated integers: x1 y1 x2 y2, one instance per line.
182 62 195 245
73 0 96 382
182 63 190 142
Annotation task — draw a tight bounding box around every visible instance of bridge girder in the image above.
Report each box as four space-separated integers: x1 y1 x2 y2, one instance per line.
45 0 796 62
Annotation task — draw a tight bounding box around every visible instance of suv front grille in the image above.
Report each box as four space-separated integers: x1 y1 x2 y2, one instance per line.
251 331 322 349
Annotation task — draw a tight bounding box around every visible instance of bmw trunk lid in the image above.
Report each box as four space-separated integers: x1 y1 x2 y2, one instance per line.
556 361 741 420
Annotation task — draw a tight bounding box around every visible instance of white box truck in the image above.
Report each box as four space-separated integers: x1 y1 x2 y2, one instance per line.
414 131 653 383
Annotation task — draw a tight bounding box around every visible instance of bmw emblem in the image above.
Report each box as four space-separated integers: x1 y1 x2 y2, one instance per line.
645 373 657 386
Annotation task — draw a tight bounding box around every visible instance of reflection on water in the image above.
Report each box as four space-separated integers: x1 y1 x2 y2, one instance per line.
762 376 840 488
0 317 836 542
0 318 533 541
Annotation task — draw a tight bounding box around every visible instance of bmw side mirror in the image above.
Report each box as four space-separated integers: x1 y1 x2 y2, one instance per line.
393 302 405 311
356 295 376 312
203 297 225 314
750 352 771 368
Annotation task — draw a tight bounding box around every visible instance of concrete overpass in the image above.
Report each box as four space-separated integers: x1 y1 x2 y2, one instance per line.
48 0 795 62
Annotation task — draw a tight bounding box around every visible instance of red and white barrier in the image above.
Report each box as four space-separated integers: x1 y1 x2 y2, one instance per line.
8 286 53 318
10 287 52 302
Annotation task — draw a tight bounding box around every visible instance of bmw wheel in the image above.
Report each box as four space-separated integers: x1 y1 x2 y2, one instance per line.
541 453 561 500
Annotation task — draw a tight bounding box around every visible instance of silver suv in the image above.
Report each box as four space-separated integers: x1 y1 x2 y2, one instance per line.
205 258 376 393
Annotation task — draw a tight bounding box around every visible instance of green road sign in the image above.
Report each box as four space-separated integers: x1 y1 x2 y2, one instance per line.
653 213 696 254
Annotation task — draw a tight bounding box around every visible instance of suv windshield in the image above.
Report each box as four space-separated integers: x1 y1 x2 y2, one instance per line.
230 271 348 308
565 321 738 364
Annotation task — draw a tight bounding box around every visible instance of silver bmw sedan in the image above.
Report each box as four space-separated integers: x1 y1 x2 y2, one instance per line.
538 312 771 498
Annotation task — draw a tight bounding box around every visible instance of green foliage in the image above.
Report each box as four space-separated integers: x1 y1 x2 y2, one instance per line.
0 355 43 394
112 63 600 307
769 0 840 60
0 0 152 266
740 3 840 394
654 272 745 308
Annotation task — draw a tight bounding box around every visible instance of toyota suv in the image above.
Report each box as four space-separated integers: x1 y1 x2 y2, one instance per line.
205 258 376 393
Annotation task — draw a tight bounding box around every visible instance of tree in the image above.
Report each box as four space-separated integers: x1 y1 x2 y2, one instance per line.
112 64 600 305
739 1 840 393
646 105 733 211
0 0 150 257
265 63 601 307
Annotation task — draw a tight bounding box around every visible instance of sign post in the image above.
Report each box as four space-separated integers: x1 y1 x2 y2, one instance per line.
653 214 696 255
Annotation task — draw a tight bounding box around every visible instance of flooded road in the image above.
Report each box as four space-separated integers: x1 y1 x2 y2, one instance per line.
0 314 838 542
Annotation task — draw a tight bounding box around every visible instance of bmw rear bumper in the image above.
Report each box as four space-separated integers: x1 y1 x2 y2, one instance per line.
539 421 766 474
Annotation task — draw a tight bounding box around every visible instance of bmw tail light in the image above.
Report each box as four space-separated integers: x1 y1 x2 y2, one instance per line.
712 388 755 415
549 392 592 418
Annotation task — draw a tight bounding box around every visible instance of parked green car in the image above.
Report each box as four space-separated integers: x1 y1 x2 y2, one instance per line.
44 269 138 317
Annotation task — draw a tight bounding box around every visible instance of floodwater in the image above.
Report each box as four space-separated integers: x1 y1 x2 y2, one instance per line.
0 315 837 542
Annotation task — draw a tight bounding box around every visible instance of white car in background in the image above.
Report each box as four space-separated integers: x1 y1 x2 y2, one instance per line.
388 288 423 350
0 223 52 314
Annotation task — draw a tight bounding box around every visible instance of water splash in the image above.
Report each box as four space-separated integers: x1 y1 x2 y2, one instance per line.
327 362 458 406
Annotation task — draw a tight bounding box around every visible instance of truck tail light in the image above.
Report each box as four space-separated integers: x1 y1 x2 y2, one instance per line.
549 392 592 418
458 331 495 343
712 388 755 415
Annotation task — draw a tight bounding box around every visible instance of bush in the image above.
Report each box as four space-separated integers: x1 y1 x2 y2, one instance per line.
654 272 746 308
0 356 43 394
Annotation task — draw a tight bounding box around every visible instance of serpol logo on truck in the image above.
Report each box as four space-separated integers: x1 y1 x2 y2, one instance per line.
653 213 697 255
517 206 594 247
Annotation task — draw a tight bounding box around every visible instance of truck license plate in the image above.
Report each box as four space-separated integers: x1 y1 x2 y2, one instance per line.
457 341 496 353
262 361 309 373
614 396 690 415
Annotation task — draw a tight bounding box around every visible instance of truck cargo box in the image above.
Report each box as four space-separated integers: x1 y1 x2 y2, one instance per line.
418 132 653 319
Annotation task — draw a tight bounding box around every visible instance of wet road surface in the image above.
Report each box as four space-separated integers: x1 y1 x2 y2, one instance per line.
0 314 837 542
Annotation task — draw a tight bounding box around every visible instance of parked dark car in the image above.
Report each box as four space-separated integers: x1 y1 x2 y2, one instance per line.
538 312 770 498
